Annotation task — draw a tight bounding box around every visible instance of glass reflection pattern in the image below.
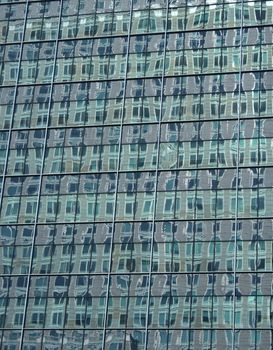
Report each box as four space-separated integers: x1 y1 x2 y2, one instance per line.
0 0 273 349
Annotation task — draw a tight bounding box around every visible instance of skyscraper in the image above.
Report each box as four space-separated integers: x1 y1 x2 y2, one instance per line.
1 0 273 348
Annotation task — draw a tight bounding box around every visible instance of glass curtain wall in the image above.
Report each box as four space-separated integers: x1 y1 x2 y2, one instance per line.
0 0 273 349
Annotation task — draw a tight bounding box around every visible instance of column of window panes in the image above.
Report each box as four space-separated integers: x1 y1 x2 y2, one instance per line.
139 1 170 348
0 2 31 347
100 0 136 348
18 1 64 347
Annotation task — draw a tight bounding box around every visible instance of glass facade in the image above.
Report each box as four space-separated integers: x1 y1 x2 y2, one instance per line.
1 0 273 349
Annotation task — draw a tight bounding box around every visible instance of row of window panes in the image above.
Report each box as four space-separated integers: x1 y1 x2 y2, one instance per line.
1 271 272 291
1 168 271 197
1 239 271 274
0 0 270 9
2 0 271 20
0 139 271 176
3 3 273 43
2 37 273 64
1 118 272 149
1 92 270 130
1 219 269 245
1 295 272 329
2 48 272 86
1 74 271 104
1 76 272 108
2 272 273 296
0 126 270 150
4 26 273 63
0 0 130 17
3 329 271 350
4 330 272 350
0 188 271 224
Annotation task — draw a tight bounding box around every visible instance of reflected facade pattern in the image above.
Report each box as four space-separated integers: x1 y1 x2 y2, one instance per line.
0 0 273 349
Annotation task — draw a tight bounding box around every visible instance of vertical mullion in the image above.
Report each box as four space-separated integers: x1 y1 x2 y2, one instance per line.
166 220 177 350
187 3 206 345
101 0 133 348
232 0 244 349
254 11 263 348
18 1 64 348
144 2 169 349
210 8 225 346
122 239 133 349
80 12 98 342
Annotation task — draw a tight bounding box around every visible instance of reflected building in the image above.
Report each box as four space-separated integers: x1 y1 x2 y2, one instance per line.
0 0 273 349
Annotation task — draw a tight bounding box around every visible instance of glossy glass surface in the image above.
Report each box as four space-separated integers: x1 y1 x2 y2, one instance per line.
0 0 273 349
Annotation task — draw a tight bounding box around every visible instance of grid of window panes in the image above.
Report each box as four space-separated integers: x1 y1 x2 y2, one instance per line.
1 0 273 349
